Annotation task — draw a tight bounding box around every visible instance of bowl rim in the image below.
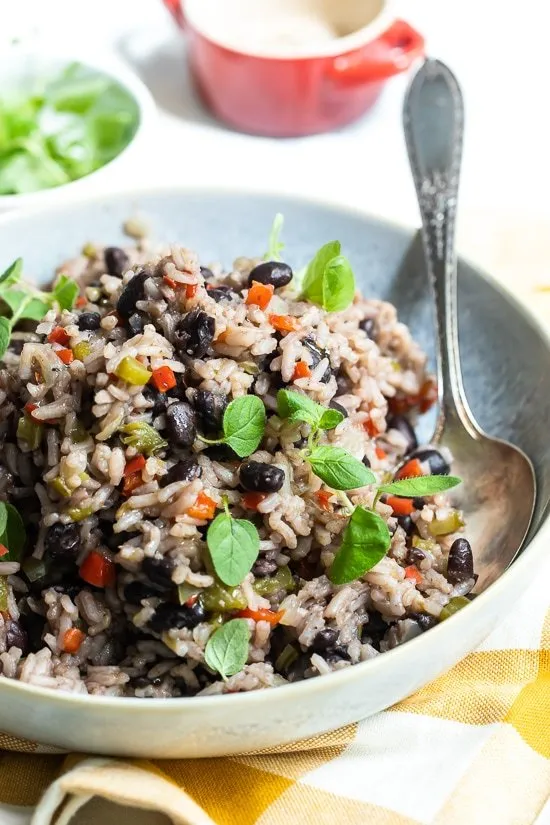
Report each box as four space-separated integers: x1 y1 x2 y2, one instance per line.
0 51 156 208
0 183 547 711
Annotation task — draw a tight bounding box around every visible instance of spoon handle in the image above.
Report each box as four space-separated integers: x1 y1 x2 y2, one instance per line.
403 59 474 436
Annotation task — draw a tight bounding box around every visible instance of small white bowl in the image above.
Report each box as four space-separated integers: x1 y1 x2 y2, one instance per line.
0 50 156 212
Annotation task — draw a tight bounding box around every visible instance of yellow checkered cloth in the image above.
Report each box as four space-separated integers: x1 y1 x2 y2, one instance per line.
0 564 548 825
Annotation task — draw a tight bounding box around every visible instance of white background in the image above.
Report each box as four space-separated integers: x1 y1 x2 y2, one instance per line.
0 0 548 822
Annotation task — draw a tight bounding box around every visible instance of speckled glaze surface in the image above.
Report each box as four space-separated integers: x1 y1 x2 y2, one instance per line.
0 188 548 758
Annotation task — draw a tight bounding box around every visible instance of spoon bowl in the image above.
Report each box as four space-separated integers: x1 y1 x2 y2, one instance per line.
403 59 536 591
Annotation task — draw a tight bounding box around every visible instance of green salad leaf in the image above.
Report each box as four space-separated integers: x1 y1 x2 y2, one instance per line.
0 62 139 195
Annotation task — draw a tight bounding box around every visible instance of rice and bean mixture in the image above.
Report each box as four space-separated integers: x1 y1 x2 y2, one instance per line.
0 224 476 696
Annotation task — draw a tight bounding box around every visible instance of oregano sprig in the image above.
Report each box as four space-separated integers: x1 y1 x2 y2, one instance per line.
301 241 356 312
0 501 26 562
276 388 463 584
198 395 266 458
0 258 79 359
264 213 285 261
207 497 260 587
204 618 250 680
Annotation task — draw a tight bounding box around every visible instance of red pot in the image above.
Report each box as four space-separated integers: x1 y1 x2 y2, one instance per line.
162 0 424 137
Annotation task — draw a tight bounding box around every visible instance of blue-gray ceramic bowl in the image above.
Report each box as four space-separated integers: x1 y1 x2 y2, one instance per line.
0 188 548 758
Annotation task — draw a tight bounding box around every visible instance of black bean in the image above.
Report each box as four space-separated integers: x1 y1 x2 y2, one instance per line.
329 399 348 418
104 527 137 552
5 619 29 654
148 601 206 634
44 523 80 560
77 312 101 331
165 402 197 448
167 372 190 400
326 645 351 662
361 612 389 647
252 558 278 577
142 556 175 589
362 456 371 468
123 581 162 605
248 261 293 289
398 515 414 535
53 583 82 601
200 266 214 281
446 538 474 584
173 309 215 358
143 385 168 417
269 370 285 391
21 611 46 652
311 628 339 652
104 246 129 278
413 497 425 510
160 457 201 488
240 461 285 493
204 444 239 462
193 389 227 433
335 372 352 395
359 317 376 339
286 653 310 682
127 312 146 336
206 285 238 303
387 415 418 454
302 336 331 383
406 547 425 565
408 612 438 632
116 271 148 318
411 448 450 475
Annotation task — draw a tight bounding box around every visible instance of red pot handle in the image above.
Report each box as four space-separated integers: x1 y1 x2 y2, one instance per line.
162 0 186 28
330 20 425 85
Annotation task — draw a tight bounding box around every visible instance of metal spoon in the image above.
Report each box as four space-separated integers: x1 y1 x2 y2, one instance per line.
402 58 536 591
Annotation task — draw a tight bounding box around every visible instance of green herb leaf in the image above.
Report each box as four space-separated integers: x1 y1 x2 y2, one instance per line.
318 408 345 431
265 213 285 261
308 446 376 490
223 395 266 458
19 296 51 322
207 513 260 587
0 289 27 315
0 318 11 359
0 502 26 562
301 242 355 312
0 258 23 286
52 274 79 310
276 388 342 433
277 388 320 421
204 618 250 680
379 475 462 498
0 503 7 537
330 506 390 585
